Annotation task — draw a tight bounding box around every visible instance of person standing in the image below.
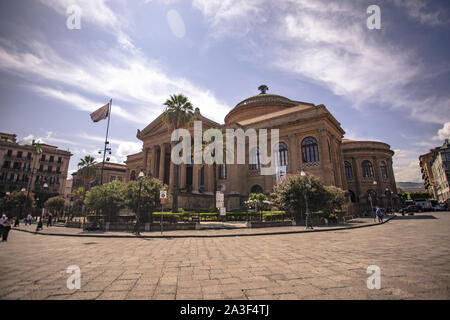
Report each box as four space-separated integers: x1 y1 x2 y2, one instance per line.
26 213 32 226
0 214 6 241
376 207 383 223
1 215 11 242
47 212 53 227
35 217 43 232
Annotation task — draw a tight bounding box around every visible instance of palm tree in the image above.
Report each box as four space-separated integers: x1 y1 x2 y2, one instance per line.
77 155 97 192
162 94 194 213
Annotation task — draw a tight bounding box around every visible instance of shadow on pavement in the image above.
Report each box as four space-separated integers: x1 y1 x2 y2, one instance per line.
395 215 437 220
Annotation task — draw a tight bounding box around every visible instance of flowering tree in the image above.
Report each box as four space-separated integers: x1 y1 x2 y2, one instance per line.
271 173 329 222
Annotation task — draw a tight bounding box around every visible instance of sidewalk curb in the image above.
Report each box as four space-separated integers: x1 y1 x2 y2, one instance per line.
11 216 396 239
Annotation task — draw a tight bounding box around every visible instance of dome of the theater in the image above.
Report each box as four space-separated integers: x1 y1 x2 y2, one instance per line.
224 85 300 124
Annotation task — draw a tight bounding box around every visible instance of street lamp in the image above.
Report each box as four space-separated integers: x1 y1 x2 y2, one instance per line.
133 170 145 235
301 171 313 230
16 188 27 227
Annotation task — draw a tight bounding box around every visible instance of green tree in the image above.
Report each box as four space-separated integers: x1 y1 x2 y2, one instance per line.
271 173 329 223
162 94 194 213
77 155 97 191
1 191 34 218
45 196 65 218
125 177 167 222
324 185 346 213
84 181 127 221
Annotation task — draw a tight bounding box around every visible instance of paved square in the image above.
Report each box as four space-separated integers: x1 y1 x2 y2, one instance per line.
1 213 449 300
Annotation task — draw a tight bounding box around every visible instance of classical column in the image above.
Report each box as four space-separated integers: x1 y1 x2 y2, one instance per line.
388 158 397 193
180 163 187 190
352 157 361 201
159 144 166 183
192 164 199 193
288 133 298 174
207 165 214 193
372 156 383 197
318 128 332 184
151 146 158 178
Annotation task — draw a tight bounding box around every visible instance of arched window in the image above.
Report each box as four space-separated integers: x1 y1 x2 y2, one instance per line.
362 160 374 178
348 190 356 203
380 161 388 179
130 170 136 181
250 185 263 194
275 142 288 167
219 164 227 180
344 161 353 180
302 137 319 163
249 147 261 171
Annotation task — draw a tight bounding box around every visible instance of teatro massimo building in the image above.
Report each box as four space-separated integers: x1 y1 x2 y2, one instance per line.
125 86 399 215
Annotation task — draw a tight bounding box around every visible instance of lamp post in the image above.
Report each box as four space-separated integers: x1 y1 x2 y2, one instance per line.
301 171 313 230
15 187 27 227
133 170 145 235
42 183 48 223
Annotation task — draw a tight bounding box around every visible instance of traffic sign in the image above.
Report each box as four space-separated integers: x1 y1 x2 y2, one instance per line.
160 190 167 199
160 198 166 204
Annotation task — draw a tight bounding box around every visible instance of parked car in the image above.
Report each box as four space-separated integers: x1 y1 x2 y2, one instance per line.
399 205 422 215
432 204 446 211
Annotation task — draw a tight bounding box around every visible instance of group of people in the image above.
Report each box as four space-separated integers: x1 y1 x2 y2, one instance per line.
0 211 56 242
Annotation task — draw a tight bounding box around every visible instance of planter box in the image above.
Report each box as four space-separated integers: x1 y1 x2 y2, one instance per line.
65 221 82 228
247 221 295 228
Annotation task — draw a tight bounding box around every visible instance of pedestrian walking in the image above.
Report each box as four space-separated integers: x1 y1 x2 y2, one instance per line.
0 214 6 241
1 215 11 242
47 213 53 227
13 216 19 227
376 207 383 223
26 213 32 226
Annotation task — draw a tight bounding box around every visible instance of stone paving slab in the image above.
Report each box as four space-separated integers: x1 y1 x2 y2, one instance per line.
0 212 449 300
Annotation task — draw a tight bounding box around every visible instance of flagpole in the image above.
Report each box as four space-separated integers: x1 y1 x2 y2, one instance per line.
100 99 112 185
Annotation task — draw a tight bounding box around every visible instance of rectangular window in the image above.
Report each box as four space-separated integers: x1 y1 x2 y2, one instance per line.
2 161 10 169
17 151 22 158
58 157 62 163
48 166 53 173
13 162 21 169
27 152 32 159
6 149 12 156
41 155 45 161
49 156 54 163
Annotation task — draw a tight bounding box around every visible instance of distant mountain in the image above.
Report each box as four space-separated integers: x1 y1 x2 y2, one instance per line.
396 182 426 193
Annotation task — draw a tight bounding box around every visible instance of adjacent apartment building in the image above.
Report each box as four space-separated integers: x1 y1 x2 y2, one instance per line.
72 162 127 192
0 132 72 194
430 140 450 204
419 151 437 198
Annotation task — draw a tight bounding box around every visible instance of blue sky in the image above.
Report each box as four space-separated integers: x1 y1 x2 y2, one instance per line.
0 0 449 182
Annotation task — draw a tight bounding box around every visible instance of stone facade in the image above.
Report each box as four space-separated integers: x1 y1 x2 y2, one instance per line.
430 140 450 204
125 90 398 214
72 162 127 191
419 151 437 198
0 132 72 194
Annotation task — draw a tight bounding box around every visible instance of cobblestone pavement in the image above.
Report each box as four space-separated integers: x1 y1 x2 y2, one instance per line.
0 213 449 300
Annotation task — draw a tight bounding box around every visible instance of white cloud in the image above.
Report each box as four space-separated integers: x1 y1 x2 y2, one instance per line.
394 160 422 183
193 0 450 125
433 122 450 141
39 0 119 29
393 149 423 182
0 38 230 124
392 0 449 27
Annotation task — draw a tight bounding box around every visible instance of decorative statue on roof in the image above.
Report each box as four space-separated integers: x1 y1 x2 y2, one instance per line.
258 85 269 94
